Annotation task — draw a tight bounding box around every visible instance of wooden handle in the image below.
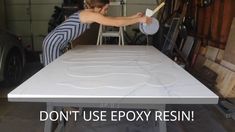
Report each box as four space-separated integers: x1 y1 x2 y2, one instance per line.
151 2 165 17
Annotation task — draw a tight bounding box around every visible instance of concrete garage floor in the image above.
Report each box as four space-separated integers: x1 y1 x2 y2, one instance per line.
0 62 235 132
0 62 45 132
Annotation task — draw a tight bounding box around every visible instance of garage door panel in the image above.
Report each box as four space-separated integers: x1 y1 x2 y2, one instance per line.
6 0 62 4
8 21 31 35
33 36 45 51
6 0 28 4
31 0 62 4
126 0 156 4
31 21 48 35
108 6 122 17
6 5 29 21
126 5 155 16
31 5 60 20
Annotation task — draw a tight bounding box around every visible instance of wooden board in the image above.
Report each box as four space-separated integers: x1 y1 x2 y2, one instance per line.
216 49 224 63
197 7 204 35
224 18 235 65
221 60 235 72
204 46 224 63
194 54 206 70
203 5 212 38
204 59 235 98
232 0 235 17
205 46 219 61
220 0 233 49
210 0 221 45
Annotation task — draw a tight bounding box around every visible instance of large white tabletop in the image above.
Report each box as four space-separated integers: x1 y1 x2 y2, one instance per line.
8 45 218 104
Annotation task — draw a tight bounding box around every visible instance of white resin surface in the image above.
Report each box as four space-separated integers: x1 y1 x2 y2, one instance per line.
8 46 218 104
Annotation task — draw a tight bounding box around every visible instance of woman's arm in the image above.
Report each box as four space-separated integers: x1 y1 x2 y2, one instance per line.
80 11 151 27
114 12 144 19
128 12 145 19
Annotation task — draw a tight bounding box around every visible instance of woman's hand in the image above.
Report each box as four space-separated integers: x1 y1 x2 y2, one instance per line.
139 16 152 24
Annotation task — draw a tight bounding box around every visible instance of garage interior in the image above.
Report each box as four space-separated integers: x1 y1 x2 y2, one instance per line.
0 0 235 132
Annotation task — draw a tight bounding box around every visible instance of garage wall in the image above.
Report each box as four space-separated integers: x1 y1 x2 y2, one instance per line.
126 0 159 16
6 0 62 51
0 0 6 29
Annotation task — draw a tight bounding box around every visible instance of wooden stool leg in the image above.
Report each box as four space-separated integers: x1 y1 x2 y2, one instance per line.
97 25 102 45
120 27 125 46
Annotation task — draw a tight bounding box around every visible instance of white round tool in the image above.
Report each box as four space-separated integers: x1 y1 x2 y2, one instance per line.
139 18 159 35
138 2 164 35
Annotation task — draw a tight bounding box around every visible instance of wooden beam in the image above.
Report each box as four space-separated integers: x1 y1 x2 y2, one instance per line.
210 0 222 47
224 18 235 65
220 0 233 49
221 60 235 72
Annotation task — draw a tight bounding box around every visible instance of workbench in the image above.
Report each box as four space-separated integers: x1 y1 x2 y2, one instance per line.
8 45 218 132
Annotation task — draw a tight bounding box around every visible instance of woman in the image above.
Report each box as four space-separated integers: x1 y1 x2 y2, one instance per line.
43 0 152 66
